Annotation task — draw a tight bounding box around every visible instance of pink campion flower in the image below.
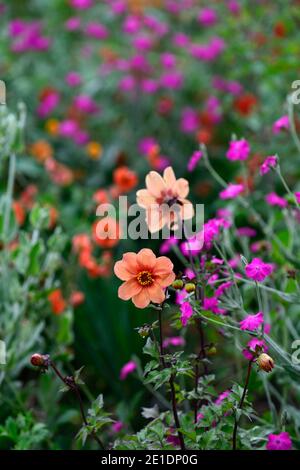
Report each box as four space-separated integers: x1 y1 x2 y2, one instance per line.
203 218 224 249
123 15 141 34
226 139 250 161
160 52 176 69
203 297 226 315
160 71 184 90
219 183 244 200
37 89 60 117
180 233 204 256
187 150 202 172
273 115 289 134
190 37 225 61
227 0 241 15
295 192 300 204
243 338 268 360
85 22 108 39
245 258 273 282
180 108 199 133
266 432 292 451
172 32 190 48
176 289 188 305
9 19 27 37
240 311 264 331
70 0 93 9
197 8 218 26
59 119 79 138
119 75 136 92
65 71 81 87
180 302 193 326
236 227 257 238
65 17 81 31
215 390 231 405
132 35 153 51
159 236 178 254
163 336 185 348
260 155 278 175
110 0 126 15
141 79 159 94
120 360 137 380
74 95 99 114
112 421 124 433
215 281 233 297
265 192 288 208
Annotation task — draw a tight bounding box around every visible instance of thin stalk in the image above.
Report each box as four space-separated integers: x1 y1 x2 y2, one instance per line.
232 360 253 450
157 308 186 450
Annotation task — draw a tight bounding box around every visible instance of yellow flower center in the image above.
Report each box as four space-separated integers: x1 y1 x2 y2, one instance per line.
136 270 154 286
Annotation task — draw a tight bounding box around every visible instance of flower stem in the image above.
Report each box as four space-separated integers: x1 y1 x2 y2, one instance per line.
232 360 253 450
50 361 105 450
157 308 186 451
3 152 16 241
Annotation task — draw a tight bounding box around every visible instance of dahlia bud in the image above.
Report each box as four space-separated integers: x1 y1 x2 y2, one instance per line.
185 282 196 293
257 353 274 372
30 353 50 368
172 279 184 290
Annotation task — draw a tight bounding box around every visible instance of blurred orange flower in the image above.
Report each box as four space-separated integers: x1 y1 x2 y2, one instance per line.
113 166 138 193
48 289 66 315
30 140 53 162
114 248 175 308
86 141 103 160
92 217 121 248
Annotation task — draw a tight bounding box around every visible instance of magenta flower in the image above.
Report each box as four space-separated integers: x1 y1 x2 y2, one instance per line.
120 360 137 380
273 115 290 134
260 155 278 175
197 8 218 26
112 421 124 433
265 192 288 208
163 336 185 348
242 337 268 360
295 192 300 204
187 150 202 172
203 297 226 315
70 0 93 9
219 183 244 200
65 71 81 87
215 390 231 405
74 95 99 114
245 258 273 282
180 108 199 133
266 432 292 450
236 227 257 238
240 312 264 331
226 139 250 161
176 290 188 305
159 236 178 254
85 22 108 40
215 281 233 297
180 302 193 326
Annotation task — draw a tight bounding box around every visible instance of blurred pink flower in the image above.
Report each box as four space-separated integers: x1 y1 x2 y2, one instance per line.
187 150 202 172
260 155 277 175
265 192 288 208
273 115 289 134
266 432 292 450
226 138 250 161
70 0 93 9
197 8 218 26
219 183 244 200
180 302 193 326
65 71 82 87
120 360 137 380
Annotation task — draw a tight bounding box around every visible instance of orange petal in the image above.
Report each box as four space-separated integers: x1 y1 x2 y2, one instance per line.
132 288 151 308
136 189 156 208
145 208 165 233
146 171 166 198
122 252 138 272
163 166 177 188
118 279 142 300
148 283 166 304
175 178 189 198
137 248 157 269
180 200 194 220
157 272 176 287
114 260 134 281
153 256 174 275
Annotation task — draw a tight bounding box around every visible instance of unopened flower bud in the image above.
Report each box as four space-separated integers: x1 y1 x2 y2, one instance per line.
185 282 196 293
207 345 217 356
30 353 49 368
172 279 184 290
257 353 274 372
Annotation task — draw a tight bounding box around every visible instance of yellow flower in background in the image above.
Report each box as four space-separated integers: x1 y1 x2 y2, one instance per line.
86 141 103 160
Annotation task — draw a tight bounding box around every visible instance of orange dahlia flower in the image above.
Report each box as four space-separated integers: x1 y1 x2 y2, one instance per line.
136 167 194 233
114 248 175 308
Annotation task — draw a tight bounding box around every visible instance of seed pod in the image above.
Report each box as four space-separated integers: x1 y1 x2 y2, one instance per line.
172 279 184 290
185 282 196 293
257 353 274 372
